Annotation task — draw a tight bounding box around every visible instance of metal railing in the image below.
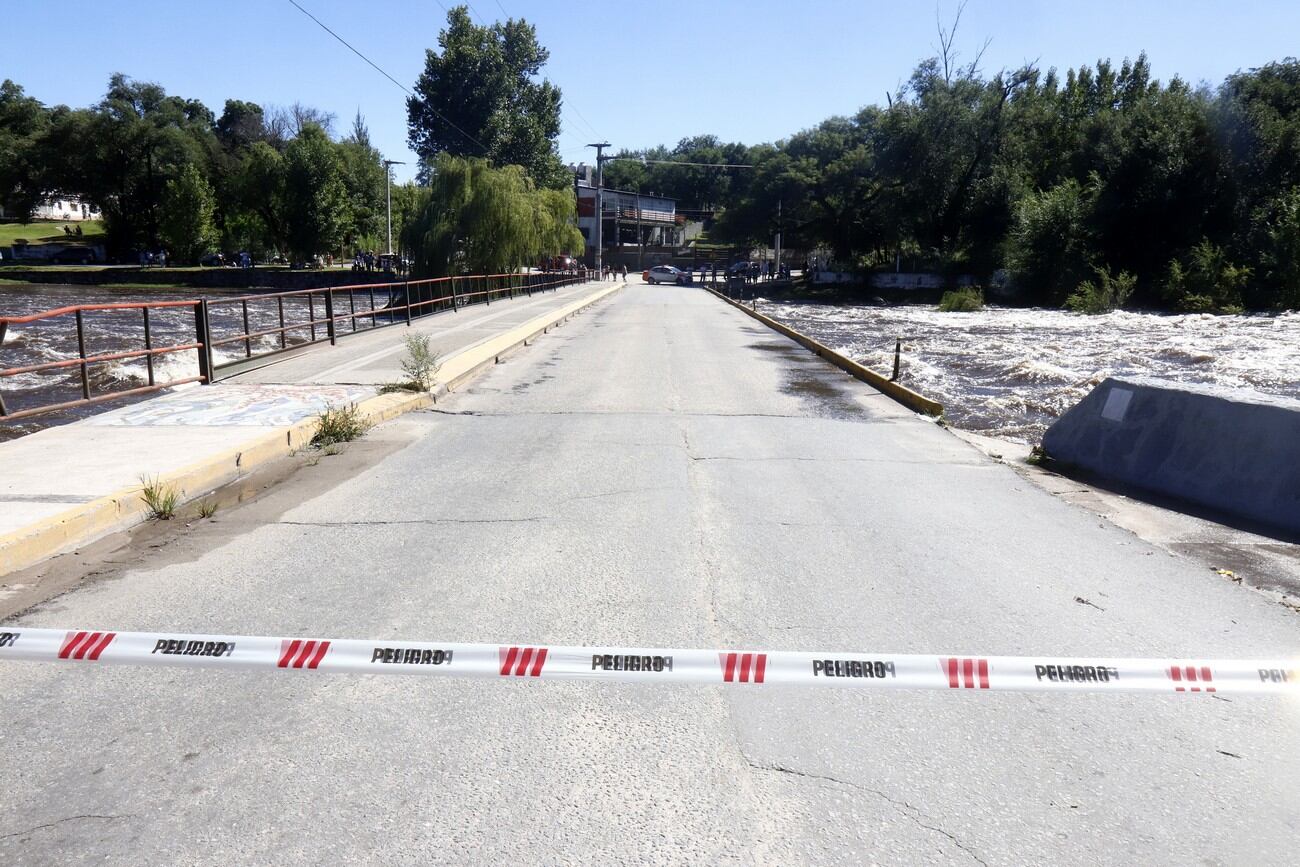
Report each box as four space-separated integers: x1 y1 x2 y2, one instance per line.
0 270 591 422
0 300 207 421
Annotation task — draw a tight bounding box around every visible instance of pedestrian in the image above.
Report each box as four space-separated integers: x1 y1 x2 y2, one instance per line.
621 264 628 279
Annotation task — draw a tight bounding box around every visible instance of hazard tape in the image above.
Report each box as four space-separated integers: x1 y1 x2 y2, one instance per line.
0 628 1296 694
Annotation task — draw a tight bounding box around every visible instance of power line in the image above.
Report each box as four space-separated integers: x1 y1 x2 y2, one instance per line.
285 0 490 156
286 0 411 95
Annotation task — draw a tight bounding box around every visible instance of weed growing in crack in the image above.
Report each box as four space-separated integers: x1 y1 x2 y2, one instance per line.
140 475 180 520
312 403 368 448
380 333 440 394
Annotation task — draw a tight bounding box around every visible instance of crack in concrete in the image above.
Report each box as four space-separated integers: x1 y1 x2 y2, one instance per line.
0 814 132 841
278 517 545 527
745 760 988 866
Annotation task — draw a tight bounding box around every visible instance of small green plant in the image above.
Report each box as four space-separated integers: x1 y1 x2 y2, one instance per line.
938 287 984 312
197 499 219 519
1162 240 1249 313
1066 266 1136 314
321 442 344 456
312 403 368 448
400 333 439 391
140 475 180 520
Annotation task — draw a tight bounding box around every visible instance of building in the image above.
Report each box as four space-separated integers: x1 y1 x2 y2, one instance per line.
0 195 102 222
574 172 681 267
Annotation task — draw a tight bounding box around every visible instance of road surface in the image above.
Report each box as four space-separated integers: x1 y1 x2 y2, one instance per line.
1 282 1296 865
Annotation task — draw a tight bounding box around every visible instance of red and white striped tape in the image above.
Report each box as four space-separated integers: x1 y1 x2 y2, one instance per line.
0 628 1296 694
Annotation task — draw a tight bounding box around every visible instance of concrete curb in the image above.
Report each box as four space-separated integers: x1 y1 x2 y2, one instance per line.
705 288 943 416
0 281 623 578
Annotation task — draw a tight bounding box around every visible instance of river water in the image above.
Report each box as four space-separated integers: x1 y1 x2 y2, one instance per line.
759 300 1300 443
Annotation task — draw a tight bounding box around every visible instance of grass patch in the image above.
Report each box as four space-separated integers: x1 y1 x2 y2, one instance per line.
0 220 105 246
938 287 984 312
196 499 219 519
311 403 368 448
140 475 180 520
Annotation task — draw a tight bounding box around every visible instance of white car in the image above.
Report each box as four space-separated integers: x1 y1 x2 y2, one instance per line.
646 265 683 285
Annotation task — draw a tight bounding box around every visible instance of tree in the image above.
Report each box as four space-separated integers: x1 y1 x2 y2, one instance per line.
282 123 349 262
42 75 218 255
0 79 50 219
1005 179 1096 303
407 6 565 187
159 163 217 263
338 111 386 252
401 154 582 277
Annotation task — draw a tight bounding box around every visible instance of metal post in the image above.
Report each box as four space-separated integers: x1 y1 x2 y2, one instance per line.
75 309 90 399
309 293 317 342
404 281 412 325
142 306 155 386
891 339 902 381
0 322 7 417
242 299 252 357
194 301 213 385
348 288 357 332
452 277 459 312
277 295 286 348
324 291 336 345
368 285 377 327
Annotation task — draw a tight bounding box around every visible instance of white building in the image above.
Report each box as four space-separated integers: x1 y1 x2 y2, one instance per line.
0 195 102 222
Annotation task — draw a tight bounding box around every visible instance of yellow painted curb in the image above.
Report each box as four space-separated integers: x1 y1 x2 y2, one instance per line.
707 288 944 417
0 282 621 578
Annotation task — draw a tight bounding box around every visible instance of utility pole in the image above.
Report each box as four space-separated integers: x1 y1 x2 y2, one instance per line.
587 142 610 276
382 159 405 257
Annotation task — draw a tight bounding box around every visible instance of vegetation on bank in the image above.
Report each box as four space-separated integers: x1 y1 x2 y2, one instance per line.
938 287 984 312
601 47 1300 312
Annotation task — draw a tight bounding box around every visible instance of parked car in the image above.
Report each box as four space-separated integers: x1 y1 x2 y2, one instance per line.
51 247 95 265
646 265 683 285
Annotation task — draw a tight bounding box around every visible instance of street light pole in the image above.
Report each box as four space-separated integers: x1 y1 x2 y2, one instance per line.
382 159 405 257
587 142 610 276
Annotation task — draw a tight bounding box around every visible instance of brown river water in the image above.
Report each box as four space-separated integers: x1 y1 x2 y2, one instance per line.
759 299 1300 443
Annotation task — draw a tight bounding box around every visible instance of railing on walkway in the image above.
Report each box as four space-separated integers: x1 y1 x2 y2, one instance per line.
0 270 591 422
0 300 206 421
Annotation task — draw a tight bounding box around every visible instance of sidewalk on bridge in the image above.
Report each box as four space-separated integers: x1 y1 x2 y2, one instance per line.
0 279 624 577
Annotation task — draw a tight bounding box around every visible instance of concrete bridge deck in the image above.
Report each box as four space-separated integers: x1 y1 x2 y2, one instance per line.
1 282 1296 864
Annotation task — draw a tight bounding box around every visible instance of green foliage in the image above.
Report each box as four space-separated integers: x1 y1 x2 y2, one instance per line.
938 287 984 311
401 154 583 278
1252 186 1300 308
399 333 439 391
139 474 180 520
159 163 217 263
283 124 349 261
311 403 368 447
1162 240 1249 313
407 6 565 187
1066 267 1136 314
1006 179 1095 304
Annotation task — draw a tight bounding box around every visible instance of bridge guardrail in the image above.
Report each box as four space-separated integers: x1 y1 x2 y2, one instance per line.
0 270 591 422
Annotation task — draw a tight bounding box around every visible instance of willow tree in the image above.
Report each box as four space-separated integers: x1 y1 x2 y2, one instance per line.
401 154 582 278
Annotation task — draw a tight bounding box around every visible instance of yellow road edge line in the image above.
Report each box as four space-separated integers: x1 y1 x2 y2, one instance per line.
0 282 623 578
706 288 944 417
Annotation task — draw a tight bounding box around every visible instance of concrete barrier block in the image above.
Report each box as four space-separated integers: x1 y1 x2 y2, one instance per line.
1042 376 1300 536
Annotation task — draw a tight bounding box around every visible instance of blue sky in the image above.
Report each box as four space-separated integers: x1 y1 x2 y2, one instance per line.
7 1 1300 182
